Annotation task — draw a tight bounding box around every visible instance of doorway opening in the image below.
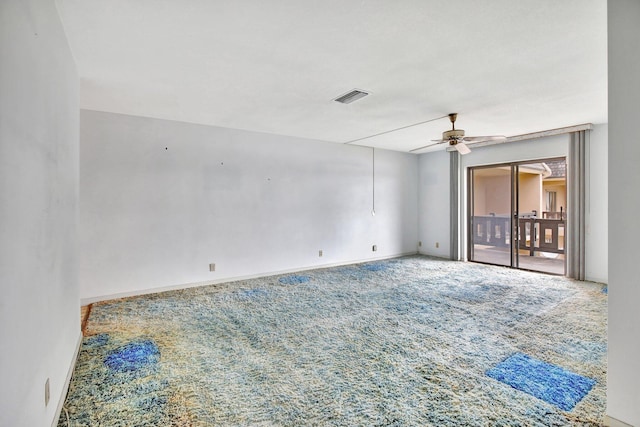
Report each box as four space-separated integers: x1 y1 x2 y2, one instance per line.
468 158 566 275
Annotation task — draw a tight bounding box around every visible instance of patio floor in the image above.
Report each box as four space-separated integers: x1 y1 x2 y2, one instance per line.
471 245 565 275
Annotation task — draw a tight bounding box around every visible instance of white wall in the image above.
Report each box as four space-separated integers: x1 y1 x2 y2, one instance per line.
417 127 608 284
0 1 80 426
79 110 418 301
417 150 451 257
608 1 640 425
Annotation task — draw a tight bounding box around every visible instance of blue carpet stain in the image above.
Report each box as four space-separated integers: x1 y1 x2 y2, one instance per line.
363 262 387 272
104 340 160 373
601 286 607 294
279 275 310 285
487 352 595 411
241 288 269 297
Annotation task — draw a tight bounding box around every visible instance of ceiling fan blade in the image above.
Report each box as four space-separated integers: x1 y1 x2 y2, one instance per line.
462 135 506 143
454 142 471 155
409 140 447 153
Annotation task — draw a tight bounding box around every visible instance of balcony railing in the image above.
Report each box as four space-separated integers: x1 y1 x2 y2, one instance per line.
472 214 565 255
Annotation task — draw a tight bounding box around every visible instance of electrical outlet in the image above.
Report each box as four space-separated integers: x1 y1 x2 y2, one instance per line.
372 245 377 252
418 241 422 247
209 263 216 272
318 250 323 257
435 242 439 248
45 378 50 406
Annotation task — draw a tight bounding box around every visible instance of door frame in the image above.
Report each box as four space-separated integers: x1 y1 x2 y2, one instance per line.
466 157 567 274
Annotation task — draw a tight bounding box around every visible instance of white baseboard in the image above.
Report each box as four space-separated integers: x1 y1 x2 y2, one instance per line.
417 251 451 260
605 415 634 427
52 331 83 427
81 252 419 305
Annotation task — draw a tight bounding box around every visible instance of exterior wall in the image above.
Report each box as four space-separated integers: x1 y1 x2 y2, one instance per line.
474 173 511 216
0 0 80 425
472 170 552 217
518 172 542 215
542 181 567 215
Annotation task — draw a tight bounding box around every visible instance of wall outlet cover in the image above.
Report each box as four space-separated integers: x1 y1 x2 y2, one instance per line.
209 263 216 272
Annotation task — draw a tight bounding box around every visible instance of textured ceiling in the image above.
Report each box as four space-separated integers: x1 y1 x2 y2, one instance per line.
56 0 607 153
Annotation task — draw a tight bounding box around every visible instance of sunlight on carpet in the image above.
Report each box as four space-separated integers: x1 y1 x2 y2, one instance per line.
58 256 607 426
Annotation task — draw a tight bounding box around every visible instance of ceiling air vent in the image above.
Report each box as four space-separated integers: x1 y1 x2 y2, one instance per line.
334 89 370 104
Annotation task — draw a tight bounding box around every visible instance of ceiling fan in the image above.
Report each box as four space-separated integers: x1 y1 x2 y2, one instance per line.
410 113 506 154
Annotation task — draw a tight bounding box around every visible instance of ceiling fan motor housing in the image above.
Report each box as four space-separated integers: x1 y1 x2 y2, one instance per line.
443 128 465 143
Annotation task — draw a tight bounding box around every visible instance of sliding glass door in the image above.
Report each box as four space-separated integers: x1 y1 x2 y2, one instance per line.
468 159 566 275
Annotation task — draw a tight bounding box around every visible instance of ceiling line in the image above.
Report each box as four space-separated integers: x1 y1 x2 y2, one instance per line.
343 115 448 145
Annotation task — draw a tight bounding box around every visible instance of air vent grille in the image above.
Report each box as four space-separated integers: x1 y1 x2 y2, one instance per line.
334 89 370 104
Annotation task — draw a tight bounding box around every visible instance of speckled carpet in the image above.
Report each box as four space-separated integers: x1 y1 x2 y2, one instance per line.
59 256 607 426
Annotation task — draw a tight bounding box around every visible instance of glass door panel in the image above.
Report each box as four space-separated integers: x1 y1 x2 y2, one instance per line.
469 166 512 267
515 161 566 275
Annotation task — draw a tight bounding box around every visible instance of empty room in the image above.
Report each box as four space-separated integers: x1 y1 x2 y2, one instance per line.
2 0 639 426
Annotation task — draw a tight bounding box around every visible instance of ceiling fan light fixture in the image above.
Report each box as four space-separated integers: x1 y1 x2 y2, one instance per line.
408 113 501 155
443 128 465 140
454 142 471 155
